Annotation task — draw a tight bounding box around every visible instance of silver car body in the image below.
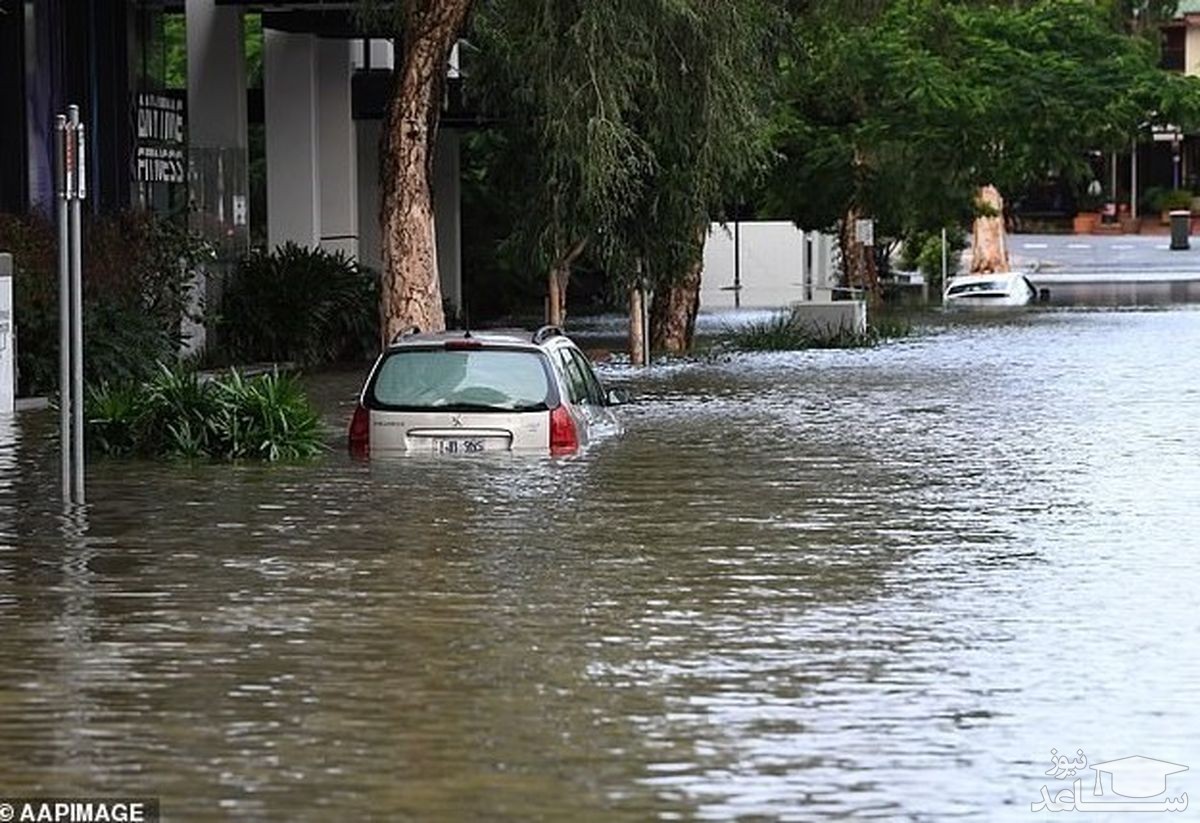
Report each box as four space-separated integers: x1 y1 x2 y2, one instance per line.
351 329 620 456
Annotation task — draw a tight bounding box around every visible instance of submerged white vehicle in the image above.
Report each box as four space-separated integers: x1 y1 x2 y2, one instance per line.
944 272 1039 309
348 327 623 457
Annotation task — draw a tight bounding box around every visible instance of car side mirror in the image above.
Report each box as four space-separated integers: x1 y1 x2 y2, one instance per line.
607 388 630 407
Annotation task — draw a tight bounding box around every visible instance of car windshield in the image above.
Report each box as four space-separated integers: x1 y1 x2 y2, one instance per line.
370 348 554 411
949 281 1009 296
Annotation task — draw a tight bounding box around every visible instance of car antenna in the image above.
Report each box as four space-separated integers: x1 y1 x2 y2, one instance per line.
462 301 472 339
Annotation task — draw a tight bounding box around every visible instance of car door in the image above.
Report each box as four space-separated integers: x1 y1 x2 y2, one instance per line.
551 345 595 440
565 346 620 434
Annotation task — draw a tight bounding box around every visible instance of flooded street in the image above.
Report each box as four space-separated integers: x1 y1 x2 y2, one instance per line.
2 309 1199 820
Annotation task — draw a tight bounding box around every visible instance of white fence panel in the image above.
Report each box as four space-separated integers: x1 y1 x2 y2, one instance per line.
699 221 838 311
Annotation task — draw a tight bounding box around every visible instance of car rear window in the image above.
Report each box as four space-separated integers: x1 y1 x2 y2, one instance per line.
369 348 556 411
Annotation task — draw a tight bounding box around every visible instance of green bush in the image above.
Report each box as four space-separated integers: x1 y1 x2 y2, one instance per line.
86 364 326 461
215 243 378 366
723 312 876 351
0 212 211 397
722 309 914 352
900 227 967 291
1139 186 1164 215
1161 189 1194 212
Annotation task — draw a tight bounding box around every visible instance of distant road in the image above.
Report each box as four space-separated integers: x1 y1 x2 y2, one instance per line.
1011 234 1200 274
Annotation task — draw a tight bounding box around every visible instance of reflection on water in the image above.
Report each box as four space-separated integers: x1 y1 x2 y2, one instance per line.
2 309 1199 820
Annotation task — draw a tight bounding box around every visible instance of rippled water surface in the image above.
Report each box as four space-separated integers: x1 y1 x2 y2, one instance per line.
2 309 1199 820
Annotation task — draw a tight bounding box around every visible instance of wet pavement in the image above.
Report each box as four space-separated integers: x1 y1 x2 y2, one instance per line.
1 308 1199 820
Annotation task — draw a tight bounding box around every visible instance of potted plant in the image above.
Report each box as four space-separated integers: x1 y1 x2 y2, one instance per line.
1073 188 1103 234
1159 188 1193 225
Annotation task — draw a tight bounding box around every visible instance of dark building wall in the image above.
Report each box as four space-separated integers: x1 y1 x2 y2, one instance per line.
0 0 28 213
1 0 156 217
90 0 137 212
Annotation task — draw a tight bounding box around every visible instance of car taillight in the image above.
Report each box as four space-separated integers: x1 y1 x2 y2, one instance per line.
549 405 579 455
348 403 370 457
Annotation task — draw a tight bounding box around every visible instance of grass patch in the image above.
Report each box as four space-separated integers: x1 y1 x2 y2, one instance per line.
86 364 326 461
720 309 915 352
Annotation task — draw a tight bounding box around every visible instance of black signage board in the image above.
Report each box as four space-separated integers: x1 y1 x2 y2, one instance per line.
133 91 186 185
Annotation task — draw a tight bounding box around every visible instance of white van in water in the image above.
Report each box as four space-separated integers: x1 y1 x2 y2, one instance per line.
348 327 623 457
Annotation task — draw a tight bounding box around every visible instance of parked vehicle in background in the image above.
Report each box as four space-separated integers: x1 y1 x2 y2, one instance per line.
348 327 624 457
944 272 1039 309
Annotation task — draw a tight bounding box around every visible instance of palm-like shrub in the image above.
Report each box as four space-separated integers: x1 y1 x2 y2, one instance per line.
86 364 325 461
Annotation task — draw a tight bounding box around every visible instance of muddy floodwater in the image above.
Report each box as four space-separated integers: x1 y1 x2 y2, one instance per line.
2 309 1199 820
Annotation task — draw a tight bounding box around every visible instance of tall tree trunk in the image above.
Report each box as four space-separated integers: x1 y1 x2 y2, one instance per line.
379 0 473 345
970 185 1011 273
840 208 881 309
650 256 703 355
628 286 646 367
546 239 586 326
650 225 706 354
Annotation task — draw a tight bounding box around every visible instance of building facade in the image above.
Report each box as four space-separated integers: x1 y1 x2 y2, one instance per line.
0 0 466 321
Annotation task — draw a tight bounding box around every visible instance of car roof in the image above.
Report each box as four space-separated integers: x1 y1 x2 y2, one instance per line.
386 328 574 352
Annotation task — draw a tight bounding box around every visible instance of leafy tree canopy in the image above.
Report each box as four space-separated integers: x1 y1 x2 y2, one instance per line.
470 0 779 289
767 0 1200 237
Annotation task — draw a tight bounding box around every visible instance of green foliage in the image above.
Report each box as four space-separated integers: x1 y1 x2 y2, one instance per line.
215 243 378 366
1160 188 1195 211
0 212 211 397
767 0 1200 241
86 364 326 462
470 0 779 293
721 311 902 351
163 14 187 88
1139 186 1193 213
899 227 967 288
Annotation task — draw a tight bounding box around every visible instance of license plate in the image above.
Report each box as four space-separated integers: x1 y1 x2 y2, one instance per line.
434 438 485 455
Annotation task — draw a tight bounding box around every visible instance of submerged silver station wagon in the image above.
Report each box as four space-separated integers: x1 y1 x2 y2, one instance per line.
348 327 623 457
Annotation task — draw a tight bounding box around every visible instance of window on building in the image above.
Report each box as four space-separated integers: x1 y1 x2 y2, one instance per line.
1162 27 1186 72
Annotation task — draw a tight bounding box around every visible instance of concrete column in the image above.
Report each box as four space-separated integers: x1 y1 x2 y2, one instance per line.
186 1 247 152
317 39 358 258
185 0 250 354
356 119 382 272
264 30 320 249
433 128 462 314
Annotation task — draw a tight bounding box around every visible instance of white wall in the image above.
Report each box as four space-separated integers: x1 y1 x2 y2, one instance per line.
1187 26 1200 76
700 221 837 311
